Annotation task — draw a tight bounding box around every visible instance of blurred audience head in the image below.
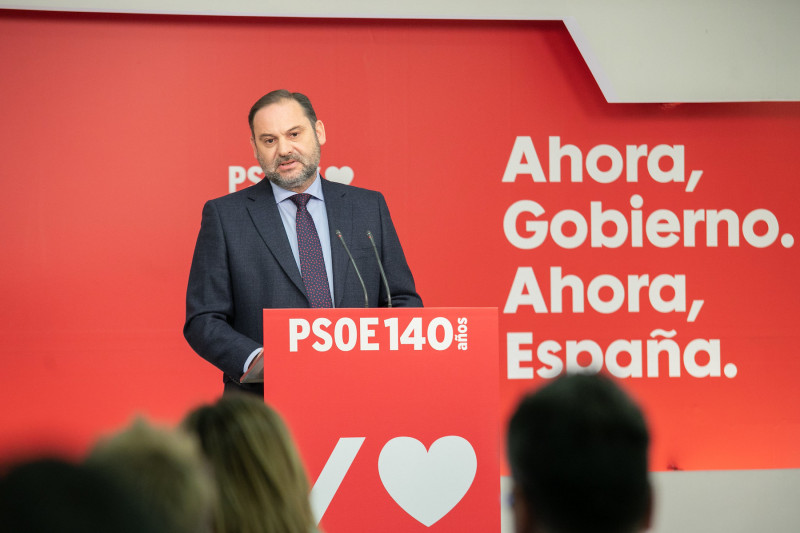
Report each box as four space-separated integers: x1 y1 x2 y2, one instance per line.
86 417 215 533
507 373 652 533
183 393 315 533
0 456 165 533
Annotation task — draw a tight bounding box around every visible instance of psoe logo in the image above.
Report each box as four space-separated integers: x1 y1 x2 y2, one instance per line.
228 165 355 193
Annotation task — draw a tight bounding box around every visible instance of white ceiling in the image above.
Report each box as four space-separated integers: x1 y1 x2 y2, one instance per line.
2 0 798 103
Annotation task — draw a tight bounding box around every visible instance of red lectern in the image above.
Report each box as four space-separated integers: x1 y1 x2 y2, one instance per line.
259 307 500 532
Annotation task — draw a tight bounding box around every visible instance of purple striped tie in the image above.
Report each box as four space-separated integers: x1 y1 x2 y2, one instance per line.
290 193 333 308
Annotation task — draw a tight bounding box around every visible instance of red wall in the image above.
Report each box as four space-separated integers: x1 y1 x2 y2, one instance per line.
1 10 798 471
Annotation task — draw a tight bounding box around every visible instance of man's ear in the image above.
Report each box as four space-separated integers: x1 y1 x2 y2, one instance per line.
250 136 257 157
315 120 326 146
512 484 535 533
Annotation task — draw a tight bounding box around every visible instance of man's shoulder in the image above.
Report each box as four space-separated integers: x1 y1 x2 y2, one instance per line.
207 180 271 207
206 178 384 208
322 178 384 201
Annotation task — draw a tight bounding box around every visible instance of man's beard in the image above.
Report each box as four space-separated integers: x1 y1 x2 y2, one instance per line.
258 141 321 191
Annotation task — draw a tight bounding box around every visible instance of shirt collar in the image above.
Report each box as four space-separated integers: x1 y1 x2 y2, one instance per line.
270 171 324 205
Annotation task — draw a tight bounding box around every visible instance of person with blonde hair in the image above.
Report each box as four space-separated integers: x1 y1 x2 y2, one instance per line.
86 417 216 533
183 393 316 533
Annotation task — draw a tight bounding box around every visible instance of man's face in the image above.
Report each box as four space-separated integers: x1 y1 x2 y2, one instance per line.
250 98 326 193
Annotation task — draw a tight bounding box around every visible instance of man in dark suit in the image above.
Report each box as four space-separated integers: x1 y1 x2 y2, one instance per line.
185 90 423 395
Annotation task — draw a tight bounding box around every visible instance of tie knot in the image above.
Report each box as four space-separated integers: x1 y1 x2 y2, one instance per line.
290 193 312 209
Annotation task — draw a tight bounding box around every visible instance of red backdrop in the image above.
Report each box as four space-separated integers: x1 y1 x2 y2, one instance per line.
1 10 798 473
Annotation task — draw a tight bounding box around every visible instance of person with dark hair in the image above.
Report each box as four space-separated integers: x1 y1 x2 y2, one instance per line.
185 89 423 395
248 90 318 136
0 457 167 533
507 373 653 533
182 393 316 533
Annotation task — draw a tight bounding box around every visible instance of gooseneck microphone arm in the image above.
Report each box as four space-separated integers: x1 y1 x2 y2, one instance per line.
335 230 369 308
366 230 392 308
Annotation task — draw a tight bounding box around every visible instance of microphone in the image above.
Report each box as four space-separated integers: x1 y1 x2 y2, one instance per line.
335 230 369 308
366 230 392 308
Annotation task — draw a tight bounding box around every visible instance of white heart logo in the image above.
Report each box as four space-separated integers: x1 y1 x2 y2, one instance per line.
324 165 354 184
378 436 477 526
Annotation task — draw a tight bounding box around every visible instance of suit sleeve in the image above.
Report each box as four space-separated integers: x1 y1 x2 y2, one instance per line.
376 193 424 308
184 200 262 378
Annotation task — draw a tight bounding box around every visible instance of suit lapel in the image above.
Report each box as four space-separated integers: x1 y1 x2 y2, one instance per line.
245 180 306 296
323 179 353 307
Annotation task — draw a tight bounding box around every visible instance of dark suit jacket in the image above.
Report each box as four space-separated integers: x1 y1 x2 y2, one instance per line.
184 177 423 393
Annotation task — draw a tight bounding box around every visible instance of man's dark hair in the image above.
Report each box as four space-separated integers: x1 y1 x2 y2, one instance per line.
507 373 651 533
0 457 167 533
248 90 318 135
